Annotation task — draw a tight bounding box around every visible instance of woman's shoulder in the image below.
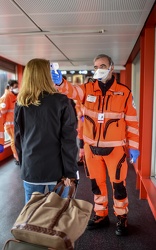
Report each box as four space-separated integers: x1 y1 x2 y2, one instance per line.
51 92 69 101
46 92 69 106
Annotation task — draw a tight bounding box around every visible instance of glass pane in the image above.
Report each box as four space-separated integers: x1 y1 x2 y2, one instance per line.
0 70 16 96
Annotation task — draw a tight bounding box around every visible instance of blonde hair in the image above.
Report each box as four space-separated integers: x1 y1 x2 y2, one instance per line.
17 58 58 106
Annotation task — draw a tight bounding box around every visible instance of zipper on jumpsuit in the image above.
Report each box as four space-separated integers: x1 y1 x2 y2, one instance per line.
97 94 120 142
97 96 105 147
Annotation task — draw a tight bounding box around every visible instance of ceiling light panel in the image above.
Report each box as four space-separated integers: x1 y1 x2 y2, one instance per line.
27 12 143 27
14 0 149 13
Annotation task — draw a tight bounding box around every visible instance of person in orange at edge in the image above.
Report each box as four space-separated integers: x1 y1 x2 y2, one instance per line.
75 100 84 164
51 54 140 236
0 111 4 153
0 84 10 100
0 80 19 165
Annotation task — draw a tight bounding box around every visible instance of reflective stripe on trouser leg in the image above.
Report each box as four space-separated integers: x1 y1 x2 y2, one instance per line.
113 197 129 215
103 146 129 216
94 193 108 217
84 144 108 217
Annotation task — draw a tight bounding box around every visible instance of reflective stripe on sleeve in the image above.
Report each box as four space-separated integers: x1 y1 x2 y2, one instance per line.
0 132 4 138
125 115 138 121
4 122 14 125
127 126 139 135
128 139 139 149
1 109 14 114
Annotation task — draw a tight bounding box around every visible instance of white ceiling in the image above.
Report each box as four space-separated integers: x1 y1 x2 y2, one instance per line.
0 0 155 71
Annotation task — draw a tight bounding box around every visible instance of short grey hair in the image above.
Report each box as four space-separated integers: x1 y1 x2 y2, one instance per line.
94 54 114 66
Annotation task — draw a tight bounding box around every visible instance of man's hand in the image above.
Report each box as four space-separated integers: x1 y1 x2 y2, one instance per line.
51 69 63 85
129 149 140 163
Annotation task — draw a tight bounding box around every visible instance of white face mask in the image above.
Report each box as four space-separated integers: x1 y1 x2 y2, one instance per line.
93 68 110 81
12 88 19 94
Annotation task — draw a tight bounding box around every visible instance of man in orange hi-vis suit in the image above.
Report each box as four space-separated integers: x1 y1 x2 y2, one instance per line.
0 80 19 164
51 54 140 236
0 112 4 153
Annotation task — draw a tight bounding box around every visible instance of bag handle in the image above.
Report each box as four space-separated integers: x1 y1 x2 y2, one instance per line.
52 180 76 198
49 182 75 229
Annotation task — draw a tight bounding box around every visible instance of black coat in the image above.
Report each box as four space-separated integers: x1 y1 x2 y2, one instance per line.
14 92 78 183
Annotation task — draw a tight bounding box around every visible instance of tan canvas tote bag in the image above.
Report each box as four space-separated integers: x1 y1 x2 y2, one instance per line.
11 182 93 250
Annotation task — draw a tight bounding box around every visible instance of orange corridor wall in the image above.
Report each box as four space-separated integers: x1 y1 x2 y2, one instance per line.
124 3 156 220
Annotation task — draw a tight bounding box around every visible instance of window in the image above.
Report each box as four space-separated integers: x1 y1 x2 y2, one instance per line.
131 52 140 116
0 70 16 96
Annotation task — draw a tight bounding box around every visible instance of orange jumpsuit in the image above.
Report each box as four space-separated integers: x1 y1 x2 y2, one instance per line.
1 91 18 160
57 77 139 217
0 112 4 146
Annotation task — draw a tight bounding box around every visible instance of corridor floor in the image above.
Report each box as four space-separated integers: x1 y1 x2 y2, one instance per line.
0 157 156 250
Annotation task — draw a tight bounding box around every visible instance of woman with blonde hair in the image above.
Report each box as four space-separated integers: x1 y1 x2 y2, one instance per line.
14 58 78 203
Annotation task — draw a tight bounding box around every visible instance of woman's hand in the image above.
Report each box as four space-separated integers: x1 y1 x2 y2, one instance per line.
63 178 72 186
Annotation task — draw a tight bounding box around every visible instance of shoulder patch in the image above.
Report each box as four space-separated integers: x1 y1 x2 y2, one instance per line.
0 103 6 108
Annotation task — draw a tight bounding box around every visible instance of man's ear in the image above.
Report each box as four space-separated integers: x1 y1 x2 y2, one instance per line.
110 65 114 72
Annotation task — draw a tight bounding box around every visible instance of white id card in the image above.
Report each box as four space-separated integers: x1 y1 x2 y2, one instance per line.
86 95 96 103
98 113 104 123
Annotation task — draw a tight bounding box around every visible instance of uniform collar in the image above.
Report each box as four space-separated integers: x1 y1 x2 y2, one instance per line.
91 76 119 95
109 77 118 92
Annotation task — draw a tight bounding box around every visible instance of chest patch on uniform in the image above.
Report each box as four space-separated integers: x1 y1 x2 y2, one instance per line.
86 95 96 103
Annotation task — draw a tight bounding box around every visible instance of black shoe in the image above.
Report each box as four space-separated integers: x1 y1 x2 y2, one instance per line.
14 159 20 165
87 215 110 230
115 215 128 236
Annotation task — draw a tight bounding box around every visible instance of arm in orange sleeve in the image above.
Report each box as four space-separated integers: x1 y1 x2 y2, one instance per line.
56 79 86 103
125 93 139 150
0 94 10 123
0 112 4 147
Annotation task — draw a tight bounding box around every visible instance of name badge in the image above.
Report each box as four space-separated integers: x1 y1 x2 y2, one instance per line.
98 113 104 123
86 95 96 103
